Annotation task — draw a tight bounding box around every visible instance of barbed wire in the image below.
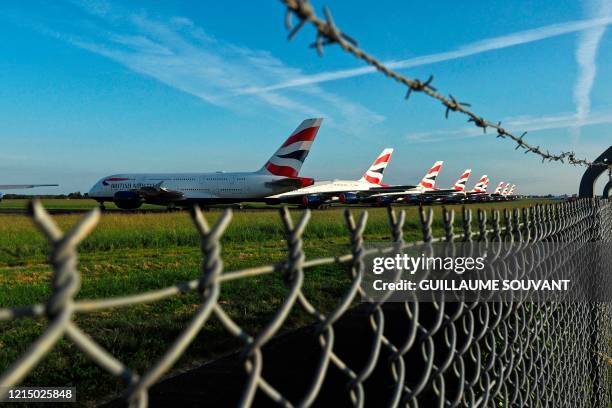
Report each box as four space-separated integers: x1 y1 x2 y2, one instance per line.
281 0 611 168
0 199 610 406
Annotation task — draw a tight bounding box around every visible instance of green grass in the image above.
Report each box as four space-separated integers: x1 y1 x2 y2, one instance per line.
0 198 161 211
0 198 558 405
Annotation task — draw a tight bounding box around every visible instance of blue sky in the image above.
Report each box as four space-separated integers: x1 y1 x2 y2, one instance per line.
1 0 611 195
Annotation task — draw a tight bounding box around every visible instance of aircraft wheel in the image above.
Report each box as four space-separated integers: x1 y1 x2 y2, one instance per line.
99 203 106 211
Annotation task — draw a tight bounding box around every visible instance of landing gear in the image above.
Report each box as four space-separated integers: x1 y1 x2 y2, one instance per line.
166 203 177 212
99 202 106 211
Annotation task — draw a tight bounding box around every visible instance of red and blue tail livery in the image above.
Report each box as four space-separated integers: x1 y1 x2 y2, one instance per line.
453 169 472 191
419 161 443 191
262 118 322 178
360 148 394 185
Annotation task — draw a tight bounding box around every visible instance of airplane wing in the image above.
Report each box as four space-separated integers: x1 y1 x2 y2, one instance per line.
265 177 314 190
0 184 58 189
278 183 421 201
334 184 418 196
420 189 464 196
365 184 418 193
369 189 421 198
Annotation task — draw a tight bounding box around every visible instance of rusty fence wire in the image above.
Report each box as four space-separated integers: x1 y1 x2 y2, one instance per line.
280 0 611 169
0 198 611 407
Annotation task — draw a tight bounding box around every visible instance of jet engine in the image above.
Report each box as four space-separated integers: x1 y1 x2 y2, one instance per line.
375 196 395 206
302 194 325 209
338 192 360 204
113 191 143 209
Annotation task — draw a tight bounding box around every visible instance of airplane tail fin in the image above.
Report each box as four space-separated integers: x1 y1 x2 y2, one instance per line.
472 175 488 193
418 161 443 191
493 181 505 195
260 118 323 177
453 169 471 191
501 183 511 196
359 148 394 185
508 184 516 195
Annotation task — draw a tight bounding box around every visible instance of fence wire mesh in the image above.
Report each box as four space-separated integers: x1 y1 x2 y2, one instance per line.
0 198 610 407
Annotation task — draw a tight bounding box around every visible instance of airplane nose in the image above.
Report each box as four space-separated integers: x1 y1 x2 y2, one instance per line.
88 180 102 196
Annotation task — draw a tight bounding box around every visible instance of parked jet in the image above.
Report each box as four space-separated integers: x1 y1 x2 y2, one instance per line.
504 184 517 200
468 175 489 194
487 182 513 201
362 161 445 205
408 168 473 204
266 148 395 208
427 168 473 203
88 119 323 209
0 184 59 202
500 183 511 197
485 181 506 201
492 182 505 195
368 163 477 205
463 175 490 202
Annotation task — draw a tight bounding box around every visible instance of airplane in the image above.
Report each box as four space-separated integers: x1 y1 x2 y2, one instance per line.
492 183 510 201
505 184 517 200
0 184 59 202
463 175 491 202
88 118 323 209
492 182 505 195
500 183 510 195
407 168 474 204
265 148 396 208
427 168 473 204
487 182 512 201
468 175 489 195
360 161 445 206
486 181 506 201
366 163 478 206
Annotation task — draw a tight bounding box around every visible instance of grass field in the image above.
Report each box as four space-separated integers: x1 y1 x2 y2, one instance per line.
0 198 560 405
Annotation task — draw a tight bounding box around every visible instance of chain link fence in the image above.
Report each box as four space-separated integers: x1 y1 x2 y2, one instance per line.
0 199 611 407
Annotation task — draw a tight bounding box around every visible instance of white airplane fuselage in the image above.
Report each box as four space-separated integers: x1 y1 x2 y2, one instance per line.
88 172 308 207
270 179 377 198
88 118 324 209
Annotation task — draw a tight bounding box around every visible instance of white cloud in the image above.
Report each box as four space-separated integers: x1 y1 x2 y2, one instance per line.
236 15 612 95
571 0 612 140
54 1 384 135
405 110 612 143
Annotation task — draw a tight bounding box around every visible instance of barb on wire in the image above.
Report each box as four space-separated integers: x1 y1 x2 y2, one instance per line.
281 0 609 168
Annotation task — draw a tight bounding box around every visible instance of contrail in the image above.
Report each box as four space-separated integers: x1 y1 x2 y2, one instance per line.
236 16 612 95
405 110 612 143
572 0 612 140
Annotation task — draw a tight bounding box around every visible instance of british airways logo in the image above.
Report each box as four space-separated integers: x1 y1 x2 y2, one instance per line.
102 177 130 186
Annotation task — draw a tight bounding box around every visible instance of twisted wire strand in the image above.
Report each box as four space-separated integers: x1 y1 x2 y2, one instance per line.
281 0 611 168
0 199 610 407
